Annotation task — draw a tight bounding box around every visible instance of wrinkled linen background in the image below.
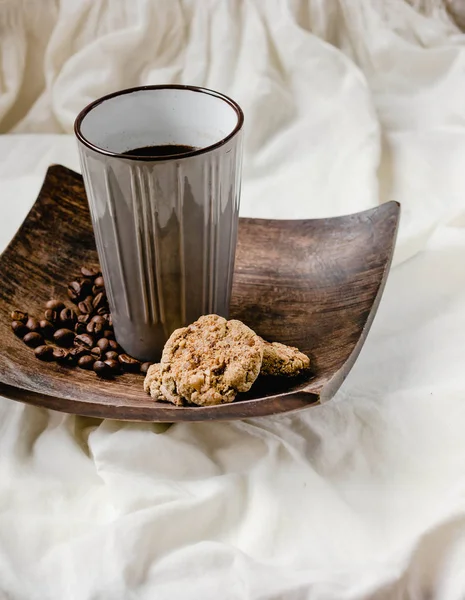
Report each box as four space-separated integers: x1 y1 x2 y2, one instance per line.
1 1 465 598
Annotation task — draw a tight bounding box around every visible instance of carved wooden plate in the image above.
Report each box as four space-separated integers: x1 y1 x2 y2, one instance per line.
0 166 399 421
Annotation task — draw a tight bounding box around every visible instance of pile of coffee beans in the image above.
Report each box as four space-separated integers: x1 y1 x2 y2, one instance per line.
10 266 152 379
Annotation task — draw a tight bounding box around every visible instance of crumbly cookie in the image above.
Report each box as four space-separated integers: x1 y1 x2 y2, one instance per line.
143 363 160 394
144 363 184 405
144 315 263 406
261 340 310 376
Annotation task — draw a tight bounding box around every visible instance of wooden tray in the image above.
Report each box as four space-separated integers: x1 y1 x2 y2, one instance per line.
0 166 399 421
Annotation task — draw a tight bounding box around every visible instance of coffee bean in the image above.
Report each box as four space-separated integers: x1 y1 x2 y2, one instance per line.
79 278 93 298
59 307 77 328
93 361 111 377
45 299 65 311
26 317 40 333
67 281 81 302
106 314 113 328
92 292 107 311
96 338 110 352
108 339 120 352
77 355 95 370
44 309 59 324
39 319 55 339
53 328 75 347
34 345 55 361
53 347 69 364
75 322 87 335
75 333 94 349
11 310 27 322
78 300 93 315
105 351 119 361
68 280 92 303
90 315 106 324
90 347 102 359
118 354 140 373
102 330 115 340
96 306 108 316
77 314 91 324
23 332 44 348
80 266 100 278
93 276 105 295
69 346 89 361
104 359 121 374
11 320 28 337
140 362 152 375
86 320 105 337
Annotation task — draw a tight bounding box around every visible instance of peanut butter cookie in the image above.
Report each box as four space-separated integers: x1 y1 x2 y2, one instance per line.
144 315 263 406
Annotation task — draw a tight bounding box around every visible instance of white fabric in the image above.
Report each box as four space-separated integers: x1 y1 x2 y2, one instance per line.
1 1 465 598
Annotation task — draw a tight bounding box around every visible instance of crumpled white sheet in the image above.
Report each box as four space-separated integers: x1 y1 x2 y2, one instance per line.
1 0 465 598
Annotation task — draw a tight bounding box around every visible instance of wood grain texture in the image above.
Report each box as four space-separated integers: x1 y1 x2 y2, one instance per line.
0 165 400 421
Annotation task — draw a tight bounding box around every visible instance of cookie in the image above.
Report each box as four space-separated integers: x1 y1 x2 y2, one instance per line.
144 314 263 406
261 340 310 376
144 363 183 405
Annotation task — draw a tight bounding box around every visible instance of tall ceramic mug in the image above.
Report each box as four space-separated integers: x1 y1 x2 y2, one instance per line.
74 85 244 361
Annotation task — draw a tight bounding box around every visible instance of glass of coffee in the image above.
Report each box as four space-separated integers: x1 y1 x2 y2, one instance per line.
74 85 244 361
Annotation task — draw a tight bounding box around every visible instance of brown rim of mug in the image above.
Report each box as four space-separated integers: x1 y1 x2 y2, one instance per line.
74 84 244 161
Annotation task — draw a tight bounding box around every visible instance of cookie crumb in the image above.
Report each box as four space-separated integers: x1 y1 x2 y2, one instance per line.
261 340 310 376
